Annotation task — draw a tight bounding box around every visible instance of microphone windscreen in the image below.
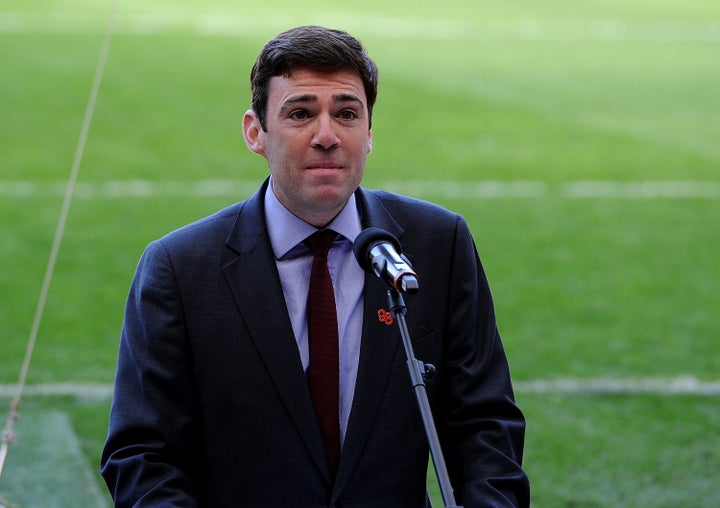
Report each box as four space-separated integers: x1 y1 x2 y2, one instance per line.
352 227 401 272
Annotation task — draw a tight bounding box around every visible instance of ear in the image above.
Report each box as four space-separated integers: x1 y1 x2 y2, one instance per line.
367 129 373 154
243 110 266 157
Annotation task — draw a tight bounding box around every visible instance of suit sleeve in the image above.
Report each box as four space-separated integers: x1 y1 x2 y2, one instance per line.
101 240 200 507
438 216 531 508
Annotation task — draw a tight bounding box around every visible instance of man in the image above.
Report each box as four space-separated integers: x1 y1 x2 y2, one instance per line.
101 25 530 507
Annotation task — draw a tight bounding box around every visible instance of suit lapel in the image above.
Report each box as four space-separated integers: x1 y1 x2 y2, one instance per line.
334 189 407 494
221 182 330 481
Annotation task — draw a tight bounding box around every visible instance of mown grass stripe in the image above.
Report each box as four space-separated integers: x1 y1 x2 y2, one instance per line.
2 13 720 42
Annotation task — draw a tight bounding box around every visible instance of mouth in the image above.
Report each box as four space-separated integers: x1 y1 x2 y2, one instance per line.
306 161 344 170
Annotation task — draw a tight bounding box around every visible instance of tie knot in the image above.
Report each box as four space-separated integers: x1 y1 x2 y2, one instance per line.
305 229 337 258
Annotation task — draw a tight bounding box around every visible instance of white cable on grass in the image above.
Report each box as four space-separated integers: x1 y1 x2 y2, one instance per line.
0 0 120 480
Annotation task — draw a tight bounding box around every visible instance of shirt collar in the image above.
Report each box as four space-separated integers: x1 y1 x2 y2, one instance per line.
264 178 363 260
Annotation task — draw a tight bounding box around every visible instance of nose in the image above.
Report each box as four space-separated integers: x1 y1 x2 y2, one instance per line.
311 116 340 150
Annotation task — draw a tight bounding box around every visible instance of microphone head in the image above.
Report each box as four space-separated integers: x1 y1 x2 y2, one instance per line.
353 227 401 273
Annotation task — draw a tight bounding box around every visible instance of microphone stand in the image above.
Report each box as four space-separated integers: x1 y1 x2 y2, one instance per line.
387 289 462 508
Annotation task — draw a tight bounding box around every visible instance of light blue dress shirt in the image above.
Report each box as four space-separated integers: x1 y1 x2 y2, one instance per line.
264 181 365 444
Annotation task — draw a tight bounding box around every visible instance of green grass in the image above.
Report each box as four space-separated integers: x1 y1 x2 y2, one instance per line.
520 393 720 507
0 401 109 507
1 0 719 506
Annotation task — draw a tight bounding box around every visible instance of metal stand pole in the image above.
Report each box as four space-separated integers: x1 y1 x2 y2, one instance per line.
387 290 462 508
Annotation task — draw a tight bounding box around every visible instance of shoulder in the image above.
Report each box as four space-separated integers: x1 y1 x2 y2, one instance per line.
360 187 466 232
132 202 245 275
361 187 450 212
156 201 245 252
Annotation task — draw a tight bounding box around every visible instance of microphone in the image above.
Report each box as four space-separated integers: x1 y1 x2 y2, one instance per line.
353 227 419 294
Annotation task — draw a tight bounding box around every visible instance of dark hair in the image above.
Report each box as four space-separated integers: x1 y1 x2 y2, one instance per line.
250 25 379 130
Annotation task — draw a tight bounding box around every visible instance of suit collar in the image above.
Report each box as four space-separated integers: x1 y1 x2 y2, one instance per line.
223 179 267 256
355 187 404 239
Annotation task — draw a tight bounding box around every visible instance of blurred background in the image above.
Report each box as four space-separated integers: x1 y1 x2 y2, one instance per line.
1 0 719 506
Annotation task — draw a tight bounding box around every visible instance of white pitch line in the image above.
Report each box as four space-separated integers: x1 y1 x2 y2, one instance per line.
1 180 719 200
1 376 719 399
562 180 720 199
0 383 113 399
514 376 720 396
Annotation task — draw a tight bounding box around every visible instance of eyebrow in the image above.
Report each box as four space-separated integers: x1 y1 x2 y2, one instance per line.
280 94 316 110
279 93 365 113
333 93 364 107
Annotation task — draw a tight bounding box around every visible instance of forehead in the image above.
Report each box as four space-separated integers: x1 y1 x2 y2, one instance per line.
267 67 367 106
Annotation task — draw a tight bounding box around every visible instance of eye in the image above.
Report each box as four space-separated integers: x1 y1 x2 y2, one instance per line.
288 109 310 121
338 109 359 121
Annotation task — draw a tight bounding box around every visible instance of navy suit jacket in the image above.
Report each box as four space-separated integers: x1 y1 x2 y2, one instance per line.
101 180 529 507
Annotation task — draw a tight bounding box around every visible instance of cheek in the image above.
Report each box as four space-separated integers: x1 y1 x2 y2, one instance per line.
263 140 291 168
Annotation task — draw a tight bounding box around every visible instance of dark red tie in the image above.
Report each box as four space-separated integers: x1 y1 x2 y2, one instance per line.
305 229 340 474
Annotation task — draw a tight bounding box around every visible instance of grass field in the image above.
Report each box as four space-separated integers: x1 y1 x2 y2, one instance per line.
1 0 719 506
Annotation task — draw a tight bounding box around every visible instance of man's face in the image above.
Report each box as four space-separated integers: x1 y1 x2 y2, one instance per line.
243 67 373 227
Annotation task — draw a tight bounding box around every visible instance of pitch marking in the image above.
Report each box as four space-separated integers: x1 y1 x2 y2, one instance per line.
1 180 718 200
2 377 719 399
